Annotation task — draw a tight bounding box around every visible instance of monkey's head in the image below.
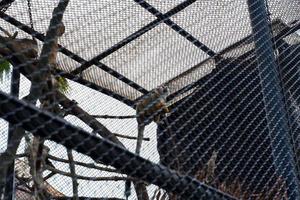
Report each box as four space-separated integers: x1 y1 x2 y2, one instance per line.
157 85 169 96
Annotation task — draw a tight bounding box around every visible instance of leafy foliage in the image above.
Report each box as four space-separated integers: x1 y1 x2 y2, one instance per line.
56 76 70 94
0 57 10 81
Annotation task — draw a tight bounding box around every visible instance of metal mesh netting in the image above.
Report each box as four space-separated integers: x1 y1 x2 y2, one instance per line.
0 0 299 199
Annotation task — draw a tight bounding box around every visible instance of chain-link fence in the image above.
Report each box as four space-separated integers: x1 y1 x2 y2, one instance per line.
0 0 299 199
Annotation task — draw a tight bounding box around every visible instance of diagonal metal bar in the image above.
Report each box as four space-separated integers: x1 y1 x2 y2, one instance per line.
54 69 135 107
0 11 143 103
0 11 148 94
134 0 217 58
164 21 300 104
0 90 237 200
70 0 197 75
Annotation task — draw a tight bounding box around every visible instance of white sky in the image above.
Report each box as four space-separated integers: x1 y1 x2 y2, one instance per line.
0 67 160 199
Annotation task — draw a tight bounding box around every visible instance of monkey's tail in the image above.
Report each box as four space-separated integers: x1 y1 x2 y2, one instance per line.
135 125 145 155
124 124 145 200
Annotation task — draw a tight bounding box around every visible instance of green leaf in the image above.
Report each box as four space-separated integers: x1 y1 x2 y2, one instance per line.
0 58 11 82
56 76 70 94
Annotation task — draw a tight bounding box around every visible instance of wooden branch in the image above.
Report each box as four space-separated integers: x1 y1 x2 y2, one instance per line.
56 92 149 200
0 32 148 200
15 153 27 158
0 127 24 194
47 154 118 173
56 92 124 146
67 149 79 200
43 172 56 181
53 197 125 200
113 133 150 141
46 166 136 182
92 115 136 119
27 0 69 103
0 26 17 38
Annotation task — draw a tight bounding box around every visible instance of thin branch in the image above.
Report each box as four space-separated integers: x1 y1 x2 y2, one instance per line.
46 166 135 182
53 197 125 200
15 186 33 195
43 172 56 181
0 39 148 198
92 115 136 119
56 92 124 146
47 154 118 173
67 149 78 200
55 93 148 199
0 26 17 38
113 133 150 141
15 153 27 158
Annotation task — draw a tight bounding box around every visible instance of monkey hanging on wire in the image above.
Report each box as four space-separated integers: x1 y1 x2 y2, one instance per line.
135 85 170 155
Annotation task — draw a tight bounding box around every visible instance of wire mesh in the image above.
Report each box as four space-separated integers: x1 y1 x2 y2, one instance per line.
0 0 299 199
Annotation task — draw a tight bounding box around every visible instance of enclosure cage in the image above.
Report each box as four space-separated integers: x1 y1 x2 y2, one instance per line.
0 0 299 199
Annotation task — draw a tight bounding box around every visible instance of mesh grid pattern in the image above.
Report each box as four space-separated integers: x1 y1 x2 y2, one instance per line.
0 0 299 199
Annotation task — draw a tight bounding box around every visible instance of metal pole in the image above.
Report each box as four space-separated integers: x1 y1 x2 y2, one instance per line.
4 67 20 200
247 0 300 199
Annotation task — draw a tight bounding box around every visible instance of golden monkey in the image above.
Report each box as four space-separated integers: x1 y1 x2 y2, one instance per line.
135 85 169 155
12 38 38 59
124 86 169 200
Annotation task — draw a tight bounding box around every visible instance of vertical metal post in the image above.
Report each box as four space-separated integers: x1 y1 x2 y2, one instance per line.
247 0 300 199
4 67 20 200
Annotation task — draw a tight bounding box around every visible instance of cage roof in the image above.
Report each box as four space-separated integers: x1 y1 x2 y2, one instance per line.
0 0 299 107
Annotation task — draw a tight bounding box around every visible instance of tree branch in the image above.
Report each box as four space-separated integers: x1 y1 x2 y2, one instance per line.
47 154 118 173
55 92 149 199
92 115 136 119
113 133 150 141
0 23 149 199
67 149 78 200
56 91 124 146
53 197 125 200
46 166 136 182
26 0 69 103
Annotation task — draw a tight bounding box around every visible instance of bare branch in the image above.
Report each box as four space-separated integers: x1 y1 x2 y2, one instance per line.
46 166 136 182
47 154 118 173
92 115 136 119
53 197 125 200
113 133 150 141
43 172 56 181
15 153 27 158
56 92 124 146
55 93 148 199
0 26 17 38
67 149 78 200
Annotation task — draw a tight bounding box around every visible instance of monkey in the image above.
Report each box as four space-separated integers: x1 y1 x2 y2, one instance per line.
124 86 170 200
135 85 169 155
12 38 38 59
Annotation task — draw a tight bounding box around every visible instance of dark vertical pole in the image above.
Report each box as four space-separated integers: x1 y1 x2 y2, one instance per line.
247 0 300 199
4 67 20 200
